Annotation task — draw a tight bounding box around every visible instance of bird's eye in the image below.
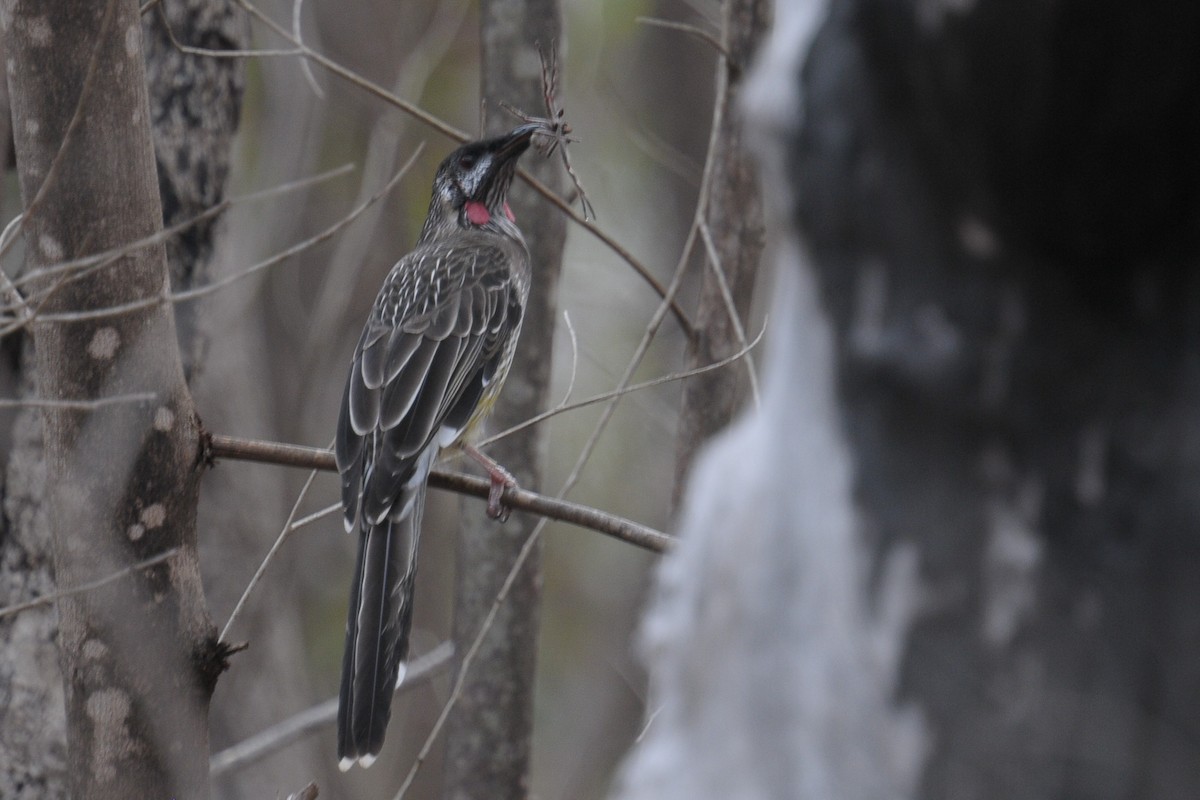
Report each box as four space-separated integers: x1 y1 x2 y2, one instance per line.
458 154 477 170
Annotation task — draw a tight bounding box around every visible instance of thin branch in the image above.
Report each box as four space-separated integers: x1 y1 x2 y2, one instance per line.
209 641 455 776
284 784 319 800
3 152 415 332
219 456 324 642
0 164 355 339
393 522 544 800
698 220 760 407
2 163 353 299
0 392 158 410
204 434 674 554
501 43 596 221
519 168 692 336
292 0 324 98
485 322 766 444
556 310 579 412
0 548 180 621
636 16 729 58
155 1 302 58
546 16 735 507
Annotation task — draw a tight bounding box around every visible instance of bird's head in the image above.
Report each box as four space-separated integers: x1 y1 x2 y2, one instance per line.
422 123 539 240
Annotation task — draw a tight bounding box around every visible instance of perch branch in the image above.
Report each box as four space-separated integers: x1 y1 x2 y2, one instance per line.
204 434 673 554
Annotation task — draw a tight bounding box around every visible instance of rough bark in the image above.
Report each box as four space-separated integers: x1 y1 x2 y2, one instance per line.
442 1 566 797
672 0 769 502
6 1 216 797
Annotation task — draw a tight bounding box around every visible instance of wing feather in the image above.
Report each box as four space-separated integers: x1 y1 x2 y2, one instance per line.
379 339 440 430
338 236 526 525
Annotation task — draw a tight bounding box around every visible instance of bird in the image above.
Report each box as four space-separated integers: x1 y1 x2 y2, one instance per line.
334 123 541 770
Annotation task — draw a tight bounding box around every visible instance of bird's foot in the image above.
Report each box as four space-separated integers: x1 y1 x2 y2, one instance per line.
465 444 518 522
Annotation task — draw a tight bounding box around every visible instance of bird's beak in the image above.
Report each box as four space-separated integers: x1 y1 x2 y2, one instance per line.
489 123 539 164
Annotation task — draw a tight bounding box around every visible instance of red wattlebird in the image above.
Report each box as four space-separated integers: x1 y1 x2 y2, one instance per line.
335 124 539 769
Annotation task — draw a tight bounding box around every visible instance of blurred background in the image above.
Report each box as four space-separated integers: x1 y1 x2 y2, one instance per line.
197 1 723 796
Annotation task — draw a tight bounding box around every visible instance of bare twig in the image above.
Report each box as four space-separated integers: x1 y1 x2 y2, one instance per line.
155 1 301 58
292 0 324 98
0 392 158 410
501 43 595 221
204 434 673 554
3 151 416 332
284 784 319 800
2 163 353 300
0 548 180 621
548 12 736 506
637 16 729 58
219 452 325 642
698 220 760 406
485 323 766 445
556 310 580 412
208 641 455 776
393 523 544 800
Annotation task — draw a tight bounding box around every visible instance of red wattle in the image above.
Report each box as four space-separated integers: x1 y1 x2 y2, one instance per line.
465 201 491 225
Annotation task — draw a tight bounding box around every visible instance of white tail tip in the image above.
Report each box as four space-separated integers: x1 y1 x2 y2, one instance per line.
339 753 378 771
395 662 408 689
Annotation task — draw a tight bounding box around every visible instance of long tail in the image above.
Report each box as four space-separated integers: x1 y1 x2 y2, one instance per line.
337 485 424 770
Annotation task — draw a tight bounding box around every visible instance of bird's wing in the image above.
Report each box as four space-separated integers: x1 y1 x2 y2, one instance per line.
335 237 523 529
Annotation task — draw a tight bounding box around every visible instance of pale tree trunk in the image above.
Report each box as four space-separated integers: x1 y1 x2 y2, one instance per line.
442 0 566 796
5 0 220 796
672 0 769 502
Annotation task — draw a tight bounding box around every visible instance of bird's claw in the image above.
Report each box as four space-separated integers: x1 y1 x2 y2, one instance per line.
486 465 518 522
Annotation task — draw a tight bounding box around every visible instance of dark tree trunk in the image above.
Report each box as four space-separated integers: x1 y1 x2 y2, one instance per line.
793 2 1200 797
141 0 246 375
442 1 566 797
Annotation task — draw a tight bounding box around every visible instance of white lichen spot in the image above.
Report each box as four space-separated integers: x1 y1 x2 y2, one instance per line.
124 23 139 58
86 688 135 784
127 522 145 541
982 482 1044 648
917 0 976 32
24 118 38 136
153 406 175 432
24 15 51 46
87 327 120 360
38 233 63 262
958 214 1000 260
140 503 166 529
850 260 888 358
82 638 108 661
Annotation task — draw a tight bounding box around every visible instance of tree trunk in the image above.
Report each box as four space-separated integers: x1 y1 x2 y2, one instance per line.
442 1 566 797
623 0 1200 798
792 2 1200 797
672 0 769 502
6 1 217 796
